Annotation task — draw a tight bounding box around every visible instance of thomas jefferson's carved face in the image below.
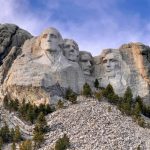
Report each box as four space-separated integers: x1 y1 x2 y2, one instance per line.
102 53 120 77
64 39 79 62
80 52 93 75
40 28 62 53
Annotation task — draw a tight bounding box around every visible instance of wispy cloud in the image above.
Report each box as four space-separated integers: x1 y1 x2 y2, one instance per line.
0 0 150 56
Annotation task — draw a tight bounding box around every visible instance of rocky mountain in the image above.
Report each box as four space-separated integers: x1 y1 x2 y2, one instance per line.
0 23 149 150
0 24 149 105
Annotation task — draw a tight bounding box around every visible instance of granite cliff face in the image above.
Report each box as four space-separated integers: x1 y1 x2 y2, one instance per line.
0 24 32 86
95 43 150 104
0 24 149 105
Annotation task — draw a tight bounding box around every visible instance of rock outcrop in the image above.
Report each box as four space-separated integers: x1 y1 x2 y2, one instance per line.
0 24 149 105
0 23 32 86
95 43 150 104
3 27 92 105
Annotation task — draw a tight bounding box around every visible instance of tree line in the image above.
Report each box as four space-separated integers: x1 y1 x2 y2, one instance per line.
3 96 54 124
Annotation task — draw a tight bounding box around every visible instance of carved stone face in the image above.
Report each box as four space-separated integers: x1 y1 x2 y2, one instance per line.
102 52 120 77
63 39 79 62
80 52 93 75
40 28 62 53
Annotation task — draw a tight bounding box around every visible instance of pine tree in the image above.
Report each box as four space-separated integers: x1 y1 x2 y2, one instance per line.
19 140 32 150
65 88 73 99
10 128 15 142
94 79 99 89
57 100 64 109
11 142 16 150
69 93 77 104
123 87 133 104
82 83 92 97
135 96 143 110
36 112 47 128
14 126 21 142
121 87 133 115
33 112 47 148
55 134 70 150
33 124 44 148
133 102 141 118
26 105 35 124
1 122 10 142
44 104 52 115
94 91 102 101
3 95 9 109
103 84 115 97
13 99 19 111
0 137 3 150
65 88 77 104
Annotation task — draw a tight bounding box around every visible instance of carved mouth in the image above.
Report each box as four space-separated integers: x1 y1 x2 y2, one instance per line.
106 70 112 72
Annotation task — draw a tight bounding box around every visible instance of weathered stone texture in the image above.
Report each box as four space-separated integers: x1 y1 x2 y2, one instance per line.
38 97 150 150
0 24 149 105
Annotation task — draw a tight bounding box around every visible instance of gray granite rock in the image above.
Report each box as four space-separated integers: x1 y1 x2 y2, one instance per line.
38 97 150 150
0 24 150 105
3 28 88 105
95 43 150 104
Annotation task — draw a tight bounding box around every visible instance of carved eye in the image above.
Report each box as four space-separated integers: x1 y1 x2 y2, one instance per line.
50 34 57 38
110 59 116 62
65 45 70 48
72 45 76 49
43 34 48 38
103 59 107 63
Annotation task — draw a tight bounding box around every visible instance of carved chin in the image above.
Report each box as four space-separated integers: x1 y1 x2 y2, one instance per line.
83 70 91 76
106 71 115 77
68 55 77 62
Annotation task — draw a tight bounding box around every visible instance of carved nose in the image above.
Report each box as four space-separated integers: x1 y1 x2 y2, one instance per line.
87 61 91 66
106 61 110 67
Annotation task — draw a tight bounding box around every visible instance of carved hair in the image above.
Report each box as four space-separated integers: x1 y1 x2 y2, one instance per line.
63 39 79 50
100 48 130 86
100 49 122 64
79 51 93 65
79 51 92 61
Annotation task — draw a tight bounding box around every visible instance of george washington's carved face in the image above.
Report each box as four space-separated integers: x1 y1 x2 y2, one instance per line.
79 52 93 75
63 39 79 62
40 28 62 53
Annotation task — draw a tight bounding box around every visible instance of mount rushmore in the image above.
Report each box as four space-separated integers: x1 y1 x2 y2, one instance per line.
0 23 149 105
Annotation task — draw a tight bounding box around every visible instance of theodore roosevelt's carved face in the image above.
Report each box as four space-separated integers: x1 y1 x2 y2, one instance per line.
63 39 79 62
40 28 63 53
79 52 93 75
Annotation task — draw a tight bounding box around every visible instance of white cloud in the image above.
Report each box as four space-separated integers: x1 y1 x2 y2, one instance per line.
0 0 150 56
0 0 51 34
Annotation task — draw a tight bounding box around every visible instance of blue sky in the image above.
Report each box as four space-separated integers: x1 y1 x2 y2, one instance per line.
1 0 150 56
